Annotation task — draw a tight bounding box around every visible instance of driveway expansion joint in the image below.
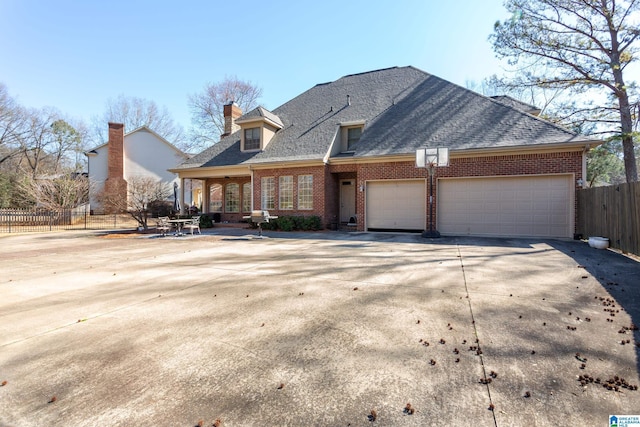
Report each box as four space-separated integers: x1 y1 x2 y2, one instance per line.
457 245 498 427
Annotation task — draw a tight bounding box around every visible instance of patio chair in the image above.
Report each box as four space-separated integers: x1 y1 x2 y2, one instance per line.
155 216 172 237
183 216 201 235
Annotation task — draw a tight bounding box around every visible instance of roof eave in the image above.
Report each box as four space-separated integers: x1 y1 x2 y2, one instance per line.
169 164 252 178
452 139 602 157
247 158 326 169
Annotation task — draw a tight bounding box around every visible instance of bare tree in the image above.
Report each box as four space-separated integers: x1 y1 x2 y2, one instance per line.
188 76 262 148
91 95 186 150
18 174 90 210
14 107 61 178
491 0 640 182
97 175 171 230
0 83 92 207
0 83 29 165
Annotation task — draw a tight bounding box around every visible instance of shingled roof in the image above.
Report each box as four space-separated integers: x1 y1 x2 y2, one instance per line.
490 95 541 115
176 66 592 170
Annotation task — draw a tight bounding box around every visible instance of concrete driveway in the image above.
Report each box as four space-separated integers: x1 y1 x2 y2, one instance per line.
0 229 639 426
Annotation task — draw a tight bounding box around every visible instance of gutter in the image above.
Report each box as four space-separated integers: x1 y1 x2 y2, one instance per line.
329 139 603 165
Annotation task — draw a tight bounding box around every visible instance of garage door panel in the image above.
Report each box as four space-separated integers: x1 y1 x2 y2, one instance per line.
438 176 572 238
366 181 425 231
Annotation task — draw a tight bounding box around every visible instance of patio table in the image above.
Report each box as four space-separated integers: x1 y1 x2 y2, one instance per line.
168 219 191 236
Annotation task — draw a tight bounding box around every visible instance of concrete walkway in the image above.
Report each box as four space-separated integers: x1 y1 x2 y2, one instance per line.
0 229 639 426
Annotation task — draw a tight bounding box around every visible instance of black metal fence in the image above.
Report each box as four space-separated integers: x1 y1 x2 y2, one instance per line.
0 208 139 233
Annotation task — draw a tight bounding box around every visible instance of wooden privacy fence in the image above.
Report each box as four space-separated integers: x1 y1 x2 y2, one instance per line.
577 182 640 256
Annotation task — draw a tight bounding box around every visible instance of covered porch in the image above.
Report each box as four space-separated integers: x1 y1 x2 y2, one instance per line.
175 166 253 224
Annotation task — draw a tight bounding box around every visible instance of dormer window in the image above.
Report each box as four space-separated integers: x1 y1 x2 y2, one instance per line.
347 127 362 149
339 122 364 153
237 107 284 152
244 127 261 151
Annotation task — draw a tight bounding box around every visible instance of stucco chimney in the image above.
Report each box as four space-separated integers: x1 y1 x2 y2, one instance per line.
103 122 128 212
222 102 242 137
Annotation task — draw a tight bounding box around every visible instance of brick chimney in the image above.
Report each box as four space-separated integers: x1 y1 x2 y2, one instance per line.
222 102 242 137
103 122 128 212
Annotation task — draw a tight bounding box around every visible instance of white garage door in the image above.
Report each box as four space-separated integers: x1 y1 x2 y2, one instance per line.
438 175 573 238
366 180 425 231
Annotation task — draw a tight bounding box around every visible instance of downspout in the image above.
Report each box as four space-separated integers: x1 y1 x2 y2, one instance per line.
582 145 589 188
249 165 255 211
179 177 185 215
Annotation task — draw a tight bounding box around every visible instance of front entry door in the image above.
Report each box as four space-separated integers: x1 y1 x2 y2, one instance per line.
340 180 356 223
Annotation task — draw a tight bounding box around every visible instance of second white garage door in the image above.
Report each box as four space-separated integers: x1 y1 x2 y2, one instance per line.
366 180 426 231
438 175 573 238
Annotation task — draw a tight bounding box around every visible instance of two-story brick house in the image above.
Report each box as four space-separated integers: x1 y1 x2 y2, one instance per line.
172 66 599 238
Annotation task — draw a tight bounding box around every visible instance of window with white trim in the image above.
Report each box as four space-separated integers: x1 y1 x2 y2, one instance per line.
242 182 251 213
279 176 293 210
225 183 239 213
261 177 274 210
298 175 313 210
209 183 222 212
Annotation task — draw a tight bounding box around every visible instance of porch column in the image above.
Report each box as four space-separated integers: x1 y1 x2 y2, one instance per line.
204 180 209 213
180 177 185 215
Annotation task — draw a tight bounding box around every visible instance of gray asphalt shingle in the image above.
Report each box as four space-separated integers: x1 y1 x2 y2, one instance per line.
176 66 587 170
490 95 540 114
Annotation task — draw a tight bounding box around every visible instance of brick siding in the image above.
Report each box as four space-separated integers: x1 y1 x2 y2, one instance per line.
204 150 583 232
253 165 327 220
103 122 128 211
204 177 251 223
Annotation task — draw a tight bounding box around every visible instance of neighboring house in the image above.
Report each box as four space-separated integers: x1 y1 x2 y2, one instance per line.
171 66 600 238
86 123 189 214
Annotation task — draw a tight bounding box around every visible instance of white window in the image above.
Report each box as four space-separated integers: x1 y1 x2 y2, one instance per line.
298 175 313 210
261 177 274 210
225 183 239 213
279 176 293 210
242 182 251 213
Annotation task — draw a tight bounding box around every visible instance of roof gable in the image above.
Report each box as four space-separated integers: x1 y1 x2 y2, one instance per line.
236 106 284 129
87 125 187 158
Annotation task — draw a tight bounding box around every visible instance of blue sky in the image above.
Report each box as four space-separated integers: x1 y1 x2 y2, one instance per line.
0 0 510 131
